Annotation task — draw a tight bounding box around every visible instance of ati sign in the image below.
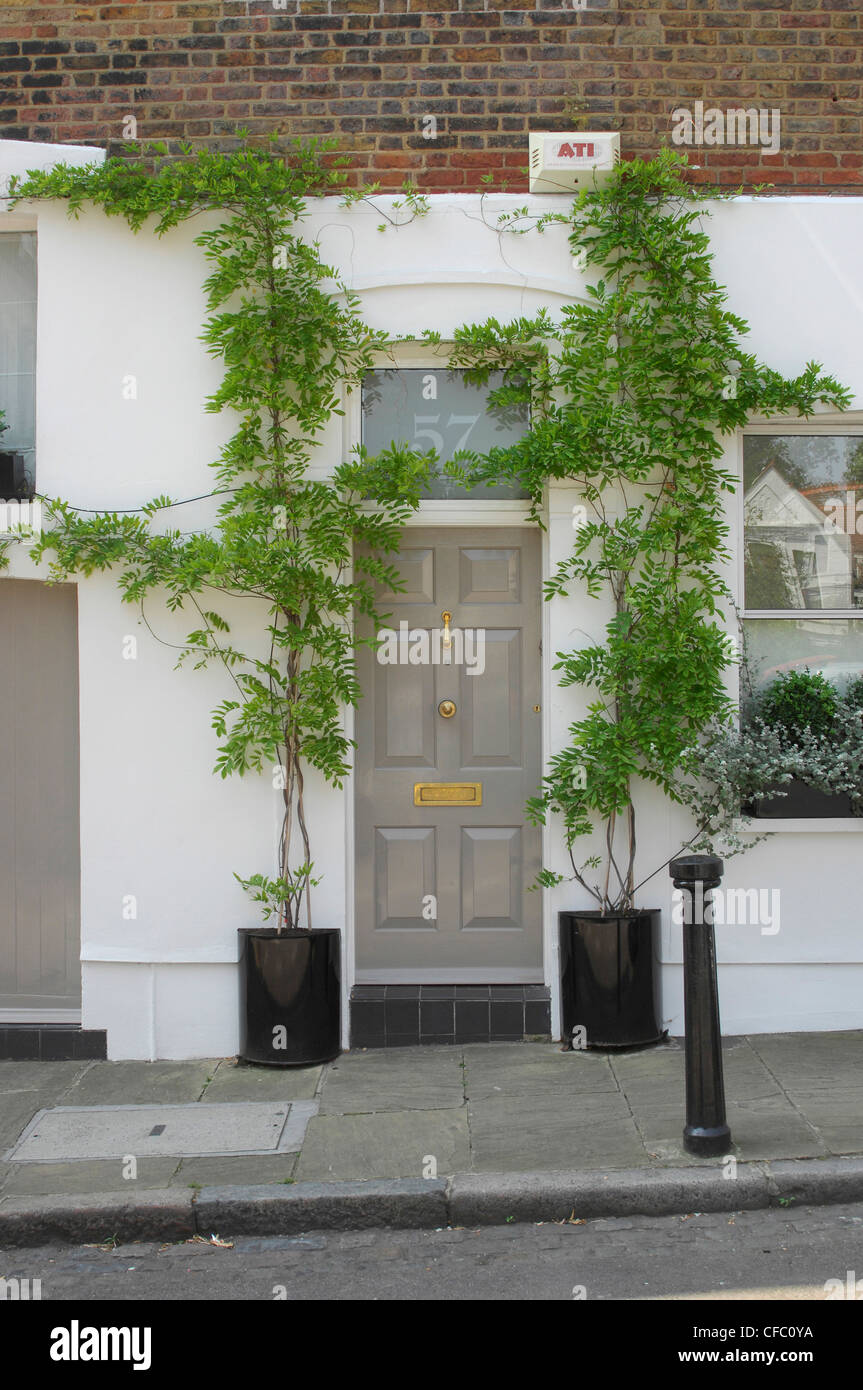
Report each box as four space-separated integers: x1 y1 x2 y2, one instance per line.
529 131 618 193
544 139 597 167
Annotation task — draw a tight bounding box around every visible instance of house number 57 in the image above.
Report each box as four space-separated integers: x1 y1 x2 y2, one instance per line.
413 414 480 455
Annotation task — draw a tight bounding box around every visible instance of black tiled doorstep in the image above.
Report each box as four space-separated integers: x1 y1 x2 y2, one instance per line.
352 985 549 1001
0 1026 107 1061
349 987 551 1049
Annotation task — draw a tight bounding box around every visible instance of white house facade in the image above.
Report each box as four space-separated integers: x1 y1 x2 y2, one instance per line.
2 138 863 1060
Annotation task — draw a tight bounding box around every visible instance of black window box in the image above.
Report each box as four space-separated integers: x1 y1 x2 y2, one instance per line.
745 778 857 819
0 450 33 501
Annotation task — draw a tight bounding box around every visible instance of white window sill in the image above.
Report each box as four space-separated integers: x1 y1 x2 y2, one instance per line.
737 817 863 833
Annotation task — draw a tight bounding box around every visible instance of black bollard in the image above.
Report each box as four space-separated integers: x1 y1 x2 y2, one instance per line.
669 853 731 1157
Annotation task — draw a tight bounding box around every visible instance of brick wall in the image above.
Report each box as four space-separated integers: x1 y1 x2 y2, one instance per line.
0 1 860 193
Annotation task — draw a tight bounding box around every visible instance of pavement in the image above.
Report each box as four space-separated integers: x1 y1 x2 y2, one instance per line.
2 1032 863 1247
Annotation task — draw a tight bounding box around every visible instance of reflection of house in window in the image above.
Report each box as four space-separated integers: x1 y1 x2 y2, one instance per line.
744 464 852 609
801 483 863 608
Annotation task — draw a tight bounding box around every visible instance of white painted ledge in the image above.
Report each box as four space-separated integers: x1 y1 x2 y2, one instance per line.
738 818 863 833
81 947 241 964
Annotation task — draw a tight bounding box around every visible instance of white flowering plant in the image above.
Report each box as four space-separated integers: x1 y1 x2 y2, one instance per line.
678 669 863 855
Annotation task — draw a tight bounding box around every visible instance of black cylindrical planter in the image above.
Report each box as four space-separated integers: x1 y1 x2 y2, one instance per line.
559 910 663 1049
239 927 341 1067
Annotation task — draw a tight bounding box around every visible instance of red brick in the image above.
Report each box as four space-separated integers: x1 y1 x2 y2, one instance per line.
821 169 863 184
0 5 855 194
788 152 839 167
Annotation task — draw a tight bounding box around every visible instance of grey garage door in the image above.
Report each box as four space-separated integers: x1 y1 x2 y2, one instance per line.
0 578 81 1016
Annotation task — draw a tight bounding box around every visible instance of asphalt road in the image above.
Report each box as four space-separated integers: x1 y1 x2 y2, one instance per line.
4 1201 863 1302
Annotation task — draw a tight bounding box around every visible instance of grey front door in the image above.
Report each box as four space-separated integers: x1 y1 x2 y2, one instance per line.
354 528 542 982
0 579 81 1016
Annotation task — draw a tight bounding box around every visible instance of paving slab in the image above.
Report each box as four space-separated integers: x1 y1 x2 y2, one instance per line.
725 1097 827 1161
468 1092 650 1172
6 1102 317 1161
0 1063 96 1150
612 1039 787 1108
747 1031 863 1091
319 1047 465 1115
170 1155 299 1188
60 1061 218 1107
637 1133 721 1168
294 1108 470 1181
201 1060 322 1103
604 1047 686 1102
0 1158 180 1197
622 1103 698 1162
630 1090 826 1162
0 1091 55 1153
719 1047 790 1102
464 1042 618 1099
771 1088 863 1156
0 1061 93 1095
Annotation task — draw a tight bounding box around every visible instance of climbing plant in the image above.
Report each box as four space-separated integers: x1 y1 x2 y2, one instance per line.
443 148 851 912
9 137 433 930
8 141 853 925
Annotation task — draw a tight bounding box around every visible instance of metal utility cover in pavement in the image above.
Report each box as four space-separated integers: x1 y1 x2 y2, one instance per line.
6 1101 318 1161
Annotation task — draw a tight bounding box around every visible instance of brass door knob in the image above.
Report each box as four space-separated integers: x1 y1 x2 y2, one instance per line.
438 699 456 718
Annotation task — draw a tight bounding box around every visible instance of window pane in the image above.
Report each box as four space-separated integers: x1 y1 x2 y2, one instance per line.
743 435 863 610
0 232 37 492
362 368 529 499
743 617 863 691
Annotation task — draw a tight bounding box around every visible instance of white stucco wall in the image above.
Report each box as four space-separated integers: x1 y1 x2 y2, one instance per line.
3 139 863 1056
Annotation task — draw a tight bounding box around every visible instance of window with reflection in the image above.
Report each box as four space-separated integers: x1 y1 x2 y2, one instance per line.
0 232 37 498
743 435 863 688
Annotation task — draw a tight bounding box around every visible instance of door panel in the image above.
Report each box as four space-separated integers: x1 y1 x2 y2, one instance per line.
391 547 435 603
460 630 521 766
374 660 436 767
0 579 81 1014
461 827 522 931
374 826 436 931
355 527 542 981
459 546 521 603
